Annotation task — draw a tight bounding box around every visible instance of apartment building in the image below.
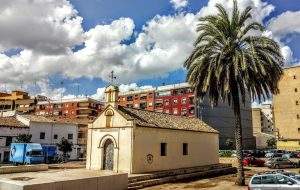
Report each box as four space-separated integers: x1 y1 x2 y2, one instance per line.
118 82 255 149
252 103 276 149
274 65 300 150
252 103 275 135
36 98 103 119
119 83 195 117
0 90 36 113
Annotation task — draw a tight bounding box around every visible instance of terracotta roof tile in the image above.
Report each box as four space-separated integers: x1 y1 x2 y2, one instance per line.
118 106 218 133
0 117 28 128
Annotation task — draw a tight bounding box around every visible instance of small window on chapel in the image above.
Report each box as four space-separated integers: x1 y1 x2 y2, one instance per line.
183 143 188 155
160 143 167 156
296 101 299 105
297 114 300 119
294 75 297 79
295 88 298 92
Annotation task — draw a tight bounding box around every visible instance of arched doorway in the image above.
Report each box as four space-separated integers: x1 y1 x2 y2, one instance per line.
102 139 114 170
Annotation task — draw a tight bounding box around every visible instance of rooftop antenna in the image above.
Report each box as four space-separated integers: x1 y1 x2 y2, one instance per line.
60 81 64 102
109 70 117 85
20 80 24 90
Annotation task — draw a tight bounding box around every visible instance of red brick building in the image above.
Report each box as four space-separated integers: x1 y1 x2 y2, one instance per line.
118 83 195 117
35 98 104 120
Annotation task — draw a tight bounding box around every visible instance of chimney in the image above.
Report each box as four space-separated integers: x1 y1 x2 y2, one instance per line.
104 85 119 108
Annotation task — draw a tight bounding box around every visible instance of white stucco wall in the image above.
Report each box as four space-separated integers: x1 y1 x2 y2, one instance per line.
132 127 219 173
86 106 133 173
28 122 79 160
0 127 29 162
86 127 133 173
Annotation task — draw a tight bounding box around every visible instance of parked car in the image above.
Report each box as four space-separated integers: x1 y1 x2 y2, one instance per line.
252 150 266 158
265 158 298 169
243 157 265 167
249 173 300 190
291 175 300 182
265 151 285 158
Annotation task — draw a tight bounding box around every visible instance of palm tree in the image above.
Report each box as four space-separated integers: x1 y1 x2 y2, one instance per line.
184 0 283 186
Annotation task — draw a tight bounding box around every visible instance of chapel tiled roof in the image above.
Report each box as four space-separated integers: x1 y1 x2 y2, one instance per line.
0 116 28 128
117 106 218 133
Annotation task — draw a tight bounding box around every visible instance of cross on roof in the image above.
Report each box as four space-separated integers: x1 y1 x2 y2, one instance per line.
109 70 117 85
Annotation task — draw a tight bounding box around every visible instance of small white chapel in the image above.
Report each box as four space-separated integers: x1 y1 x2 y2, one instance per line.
86 85 219 174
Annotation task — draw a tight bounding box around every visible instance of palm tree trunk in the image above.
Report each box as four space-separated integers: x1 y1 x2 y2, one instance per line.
233 93 245 186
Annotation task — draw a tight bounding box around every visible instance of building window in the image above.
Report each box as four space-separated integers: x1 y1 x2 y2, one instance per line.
165 99 170 106
182 98 187 104
68 134 73 140
140 102 147 110
78 132 84 138
53 134 58 139
297 114 300 119
173 99 178 104
173 108 178 115
296 101 299 105
294 75 296 79
5 136 12 147
160 143 167 156
295 88 298 92
183 143 188 155
40 132 45 139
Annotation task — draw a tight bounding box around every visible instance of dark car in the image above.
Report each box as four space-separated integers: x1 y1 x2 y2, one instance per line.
252 150 266 158
265 158 298 169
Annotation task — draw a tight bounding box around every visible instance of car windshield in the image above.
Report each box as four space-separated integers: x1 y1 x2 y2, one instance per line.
261 175 277 184
252 176 261 184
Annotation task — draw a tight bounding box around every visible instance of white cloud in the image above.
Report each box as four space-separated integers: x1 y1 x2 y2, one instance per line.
170 0 188 10
198 0 274 23
0 0 83 54
268 11 300 39
90 83 154 101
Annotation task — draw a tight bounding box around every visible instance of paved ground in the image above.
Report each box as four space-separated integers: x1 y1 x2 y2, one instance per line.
143 158 300 190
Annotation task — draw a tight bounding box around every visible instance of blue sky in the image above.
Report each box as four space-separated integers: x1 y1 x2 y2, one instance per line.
0 0 300 99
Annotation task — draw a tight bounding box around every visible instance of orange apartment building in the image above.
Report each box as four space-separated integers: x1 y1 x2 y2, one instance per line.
0 90 36 113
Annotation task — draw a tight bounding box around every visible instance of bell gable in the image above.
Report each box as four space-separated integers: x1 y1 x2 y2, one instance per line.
89 105 133 129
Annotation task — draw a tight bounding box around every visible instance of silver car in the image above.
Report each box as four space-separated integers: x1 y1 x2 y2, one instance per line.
249 173 300 189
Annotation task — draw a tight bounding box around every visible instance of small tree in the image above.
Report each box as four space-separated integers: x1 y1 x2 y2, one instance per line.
267 138 276 149
15 134 32 143
57 137 73 161
225 138 235 150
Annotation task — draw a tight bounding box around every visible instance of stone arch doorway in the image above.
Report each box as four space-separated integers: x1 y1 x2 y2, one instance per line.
102 139 114 170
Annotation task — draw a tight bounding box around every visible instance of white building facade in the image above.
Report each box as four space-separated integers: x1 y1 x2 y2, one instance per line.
0 117 29 162
16 115 80 160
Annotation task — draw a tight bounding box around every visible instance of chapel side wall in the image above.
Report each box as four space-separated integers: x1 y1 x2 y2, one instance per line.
132 127 219 174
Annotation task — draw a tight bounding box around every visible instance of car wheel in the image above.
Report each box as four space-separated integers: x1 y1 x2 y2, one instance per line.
293 164 297 168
